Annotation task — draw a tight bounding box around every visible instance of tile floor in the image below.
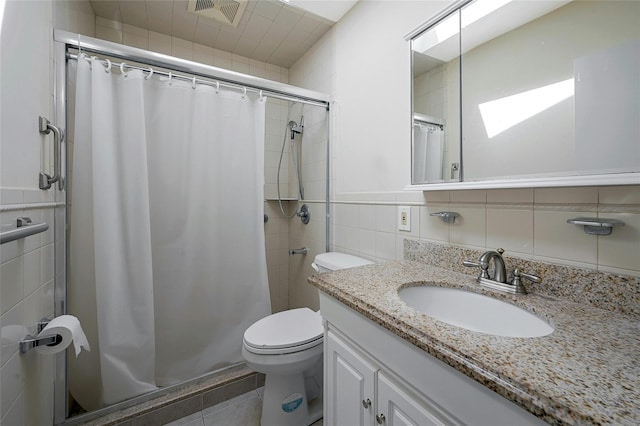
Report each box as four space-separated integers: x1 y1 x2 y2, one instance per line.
165 389 323 426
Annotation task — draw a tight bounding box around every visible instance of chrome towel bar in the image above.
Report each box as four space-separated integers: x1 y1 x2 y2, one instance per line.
0 217 49 244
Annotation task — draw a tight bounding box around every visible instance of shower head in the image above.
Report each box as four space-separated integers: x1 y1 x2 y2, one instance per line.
288 120 303 139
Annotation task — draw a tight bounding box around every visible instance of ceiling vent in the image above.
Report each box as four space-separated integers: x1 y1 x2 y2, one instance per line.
187 0 247 27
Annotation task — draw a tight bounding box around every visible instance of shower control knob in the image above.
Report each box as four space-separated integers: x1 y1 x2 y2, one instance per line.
362 398 371 408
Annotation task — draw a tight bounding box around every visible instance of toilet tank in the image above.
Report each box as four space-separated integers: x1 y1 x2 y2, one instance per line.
312 252 374 273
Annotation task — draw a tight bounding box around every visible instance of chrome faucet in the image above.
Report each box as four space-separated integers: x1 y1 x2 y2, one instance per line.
464 248 541 294
479 248 507 283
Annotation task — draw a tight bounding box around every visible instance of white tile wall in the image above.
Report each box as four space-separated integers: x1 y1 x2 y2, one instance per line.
0 197 58 425
330 186 640 277
2 0 68 423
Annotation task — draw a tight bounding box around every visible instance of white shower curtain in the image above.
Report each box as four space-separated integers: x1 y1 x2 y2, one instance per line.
69 55 271 409
413 124 444 183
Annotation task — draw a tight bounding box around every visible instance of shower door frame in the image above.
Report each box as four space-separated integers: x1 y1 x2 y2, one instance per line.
52 29 332 424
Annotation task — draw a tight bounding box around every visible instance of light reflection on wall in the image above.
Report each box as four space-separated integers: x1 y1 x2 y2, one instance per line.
478 78 574 138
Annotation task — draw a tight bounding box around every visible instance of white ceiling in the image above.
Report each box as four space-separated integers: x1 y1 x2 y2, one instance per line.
89 0 358 68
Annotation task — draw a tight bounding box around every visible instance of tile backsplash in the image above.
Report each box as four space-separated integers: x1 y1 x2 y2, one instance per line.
331 186 640 278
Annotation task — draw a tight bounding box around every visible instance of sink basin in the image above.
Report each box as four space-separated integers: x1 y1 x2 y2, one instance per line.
398 286 554 338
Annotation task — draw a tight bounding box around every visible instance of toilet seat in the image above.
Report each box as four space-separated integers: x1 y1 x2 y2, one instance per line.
243 308 323 355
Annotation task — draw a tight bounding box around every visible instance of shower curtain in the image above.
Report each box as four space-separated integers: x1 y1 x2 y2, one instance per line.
413 124 444 183
69 55 271 409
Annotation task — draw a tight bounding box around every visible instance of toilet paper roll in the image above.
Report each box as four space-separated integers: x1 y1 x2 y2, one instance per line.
36 315 91 356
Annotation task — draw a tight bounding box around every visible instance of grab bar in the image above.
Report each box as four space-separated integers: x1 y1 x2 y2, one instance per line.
0 217 49 244
39 116 64 191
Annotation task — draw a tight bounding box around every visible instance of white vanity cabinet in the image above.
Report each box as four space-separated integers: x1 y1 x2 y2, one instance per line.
326 329 459 426
320 292 547 426
325 330 376 426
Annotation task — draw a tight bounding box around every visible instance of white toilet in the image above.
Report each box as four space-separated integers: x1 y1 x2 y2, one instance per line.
242 252 373 426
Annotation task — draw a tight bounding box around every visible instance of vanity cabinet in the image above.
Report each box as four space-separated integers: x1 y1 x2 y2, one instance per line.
320 292 547 426
326 330 454 426
325 330 376 426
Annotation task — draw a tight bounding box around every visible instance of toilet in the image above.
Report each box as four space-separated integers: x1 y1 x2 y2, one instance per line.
242 252 374 426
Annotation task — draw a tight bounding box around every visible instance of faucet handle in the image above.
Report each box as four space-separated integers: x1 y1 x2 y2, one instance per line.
463 260 490 279
497 248 505 255
512 269 541 287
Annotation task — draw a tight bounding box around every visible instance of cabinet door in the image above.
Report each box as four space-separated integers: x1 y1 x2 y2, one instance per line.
377 371 459 426
326 330 376 426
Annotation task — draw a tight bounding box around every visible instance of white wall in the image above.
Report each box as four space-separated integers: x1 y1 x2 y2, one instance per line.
291 0 450 194
290 0 640 280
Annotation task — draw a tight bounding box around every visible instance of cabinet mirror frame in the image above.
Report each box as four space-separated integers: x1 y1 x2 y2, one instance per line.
407 0 640 191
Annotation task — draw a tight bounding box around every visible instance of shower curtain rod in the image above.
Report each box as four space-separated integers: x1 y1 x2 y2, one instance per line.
68 53 317 105
55 29 330 108
414 120 444 131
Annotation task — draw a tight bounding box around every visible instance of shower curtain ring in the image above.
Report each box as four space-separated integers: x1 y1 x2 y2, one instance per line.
105 59 111 73
192 76 197 89
215 81 220 93
145 68 154 80
120 62 128 78
259 90 263 99
242 87 247 98
168 72 172 85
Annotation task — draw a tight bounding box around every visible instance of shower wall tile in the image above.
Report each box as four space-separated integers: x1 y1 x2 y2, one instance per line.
149 31 172 55
123 32 149 51
96 24 123 44
123 23 148 37
96 17 123 31
53 0 96 37
194 44 214 66
172 37 194 61
213 49 233 71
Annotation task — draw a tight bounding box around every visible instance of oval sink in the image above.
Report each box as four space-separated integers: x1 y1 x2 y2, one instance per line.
398 286 554 338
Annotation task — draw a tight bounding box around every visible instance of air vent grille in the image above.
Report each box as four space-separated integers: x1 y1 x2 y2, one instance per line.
187 0 246 27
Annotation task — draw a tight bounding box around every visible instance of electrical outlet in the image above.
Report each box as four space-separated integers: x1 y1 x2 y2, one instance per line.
398 206 411 231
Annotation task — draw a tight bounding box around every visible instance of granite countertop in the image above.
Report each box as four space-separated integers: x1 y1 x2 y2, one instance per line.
308 261 640 426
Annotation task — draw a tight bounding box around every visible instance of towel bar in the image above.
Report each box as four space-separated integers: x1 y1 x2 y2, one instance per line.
0 217 49 244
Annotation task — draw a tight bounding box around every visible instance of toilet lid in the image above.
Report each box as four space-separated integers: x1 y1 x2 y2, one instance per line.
243 308 323 351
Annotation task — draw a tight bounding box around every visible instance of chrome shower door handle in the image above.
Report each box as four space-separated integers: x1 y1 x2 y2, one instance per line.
39 116 64 190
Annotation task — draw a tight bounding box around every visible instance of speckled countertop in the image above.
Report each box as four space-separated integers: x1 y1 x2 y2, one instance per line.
308 261 640 426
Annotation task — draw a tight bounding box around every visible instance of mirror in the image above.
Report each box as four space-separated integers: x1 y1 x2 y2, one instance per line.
411 8 461 184
411 0 640 186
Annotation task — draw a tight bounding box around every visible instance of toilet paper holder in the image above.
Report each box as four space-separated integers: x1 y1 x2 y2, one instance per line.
19 318 63 355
